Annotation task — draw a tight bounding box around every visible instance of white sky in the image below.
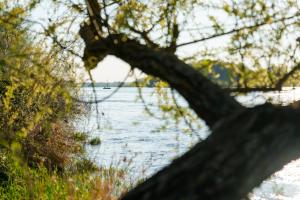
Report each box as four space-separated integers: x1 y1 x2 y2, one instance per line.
89 55 136 83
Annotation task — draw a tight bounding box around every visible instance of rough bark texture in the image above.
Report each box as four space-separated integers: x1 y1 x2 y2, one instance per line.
121 104 300 200
79 24 242 127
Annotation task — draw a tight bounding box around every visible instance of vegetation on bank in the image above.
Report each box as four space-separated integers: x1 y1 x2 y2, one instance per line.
0 4 129 200
0 152 128 200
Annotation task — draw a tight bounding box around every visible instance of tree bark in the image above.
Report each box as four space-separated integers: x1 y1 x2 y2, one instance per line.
121 104 300 200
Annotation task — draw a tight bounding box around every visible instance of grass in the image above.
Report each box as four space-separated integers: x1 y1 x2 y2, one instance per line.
0 122 131 200
0 158 130 200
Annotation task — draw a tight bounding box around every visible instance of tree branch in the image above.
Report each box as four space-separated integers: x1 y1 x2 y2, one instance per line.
176 13 300 47
226 62 300 93
79 23 243 126
275 63 300 89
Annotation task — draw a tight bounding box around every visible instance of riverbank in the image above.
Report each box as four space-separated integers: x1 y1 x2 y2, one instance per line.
0 153 129 200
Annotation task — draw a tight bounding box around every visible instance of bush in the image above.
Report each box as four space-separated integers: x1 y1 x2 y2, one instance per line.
22 121 84 172
89 137 101 146
0 5 84 172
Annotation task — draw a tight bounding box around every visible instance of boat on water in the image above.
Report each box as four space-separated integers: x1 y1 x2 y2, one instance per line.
103 82 111 89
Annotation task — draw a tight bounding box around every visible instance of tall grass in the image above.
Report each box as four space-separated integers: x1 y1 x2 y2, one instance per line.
0 152 129 200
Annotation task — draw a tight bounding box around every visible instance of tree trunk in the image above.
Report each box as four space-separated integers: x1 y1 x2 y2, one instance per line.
121 104 300 200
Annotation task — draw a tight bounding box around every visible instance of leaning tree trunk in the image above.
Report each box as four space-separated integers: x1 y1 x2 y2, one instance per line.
121 104 300 200
79 19 300 200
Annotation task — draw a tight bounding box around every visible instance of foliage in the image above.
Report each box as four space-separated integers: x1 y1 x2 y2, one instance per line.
0 6 131 200
89 137 101 146
22 121 84 172
73 131 89 142
0 152 129 200
0 2 82 169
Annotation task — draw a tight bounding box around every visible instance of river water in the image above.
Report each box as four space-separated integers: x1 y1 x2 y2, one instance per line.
76 87 300 200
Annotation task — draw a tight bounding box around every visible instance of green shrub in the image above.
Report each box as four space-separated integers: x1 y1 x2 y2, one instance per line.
0 5 84 172
89 137 101 146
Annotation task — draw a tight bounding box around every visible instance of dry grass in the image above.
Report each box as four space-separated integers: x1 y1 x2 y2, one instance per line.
22 121 83 172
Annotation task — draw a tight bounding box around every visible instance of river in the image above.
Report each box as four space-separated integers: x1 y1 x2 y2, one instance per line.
76 87 300 200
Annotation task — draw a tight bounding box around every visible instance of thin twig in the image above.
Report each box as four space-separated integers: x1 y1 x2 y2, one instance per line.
176 13 299 47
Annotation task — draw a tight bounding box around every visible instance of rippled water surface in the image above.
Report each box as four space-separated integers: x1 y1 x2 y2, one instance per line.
76 87 300 200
